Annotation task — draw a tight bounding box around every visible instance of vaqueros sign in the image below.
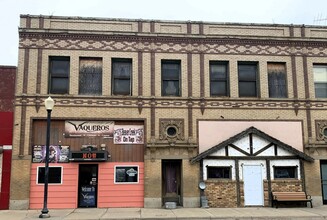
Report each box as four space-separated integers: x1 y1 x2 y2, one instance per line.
65 121 114 137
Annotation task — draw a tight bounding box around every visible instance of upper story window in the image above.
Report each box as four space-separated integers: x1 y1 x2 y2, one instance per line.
238 62 258 97
210 61 229 97
314 65 327 98
112 58 132 96
79 57 102 95
268 62 287 98
49 56 70 94
162 60 181 96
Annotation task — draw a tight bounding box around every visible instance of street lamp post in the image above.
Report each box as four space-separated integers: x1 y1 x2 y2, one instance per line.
39 97 54 218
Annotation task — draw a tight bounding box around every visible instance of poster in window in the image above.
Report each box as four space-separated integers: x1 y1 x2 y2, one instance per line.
32 145 70 163
79 186 96 207
116 168 127 182
114 125 144 144
115 166 139 183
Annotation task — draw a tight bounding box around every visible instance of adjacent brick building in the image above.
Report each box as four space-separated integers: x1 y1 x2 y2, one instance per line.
0 65 15 209
10 14 327 209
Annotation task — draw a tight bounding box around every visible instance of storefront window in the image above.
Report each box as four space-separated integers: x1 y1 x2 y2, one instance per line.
37 166 62 184
115 166 139 183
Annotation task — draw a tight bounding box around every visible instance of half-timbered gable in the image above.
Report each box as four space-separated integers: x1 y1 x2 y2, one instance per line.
192 127 313 208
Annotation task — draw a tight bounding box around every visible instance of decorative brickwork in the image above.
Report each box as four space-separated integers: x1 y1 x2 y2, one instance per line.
19 33 327 57
159 119 184 144
13 96 327 113
316 120 327 142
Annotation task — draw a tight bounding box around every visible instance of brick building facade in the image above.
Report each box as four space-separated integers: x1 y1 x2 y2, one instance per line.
0 65 15 209
10 14 327 209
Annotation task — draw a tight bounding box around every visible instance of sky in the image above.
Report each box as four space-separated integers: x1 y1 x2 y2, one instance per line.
1 0 327 66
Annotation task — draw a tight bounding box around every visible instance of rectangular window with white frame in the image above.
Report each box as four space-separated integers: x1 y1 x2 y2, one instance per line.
37 166 63 184
210 61 229 97
112 58 132 96
273 166 298 179
207 166 231 179
114 165 139 184
314 64 327 98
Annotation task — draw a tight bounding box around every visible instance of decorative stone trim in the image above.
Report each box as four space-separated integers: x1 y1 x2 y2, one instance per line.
19 32 327 57
316 120 327 142
159 119 184 146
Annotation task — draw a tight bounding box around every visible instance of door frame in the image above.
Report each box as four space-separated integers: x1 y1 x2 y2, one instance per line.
243 164 264 206
78 164 99 208
162 159 182 205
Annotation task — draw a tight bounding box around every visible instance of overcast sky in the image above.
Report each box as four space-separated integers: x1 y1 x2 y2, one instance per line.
1 0 327 66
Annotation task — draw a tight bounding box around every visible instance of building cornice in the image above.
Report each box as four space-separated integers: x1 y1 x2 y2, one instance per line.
18 31 327 57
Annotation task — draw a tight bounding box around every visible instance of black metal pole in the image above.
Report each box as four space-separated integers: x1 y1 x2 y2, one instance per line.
39 109 51 218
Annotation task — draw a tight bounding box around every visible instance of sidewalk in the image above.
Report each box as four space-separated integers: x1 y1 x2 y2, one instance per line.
2 206 327 220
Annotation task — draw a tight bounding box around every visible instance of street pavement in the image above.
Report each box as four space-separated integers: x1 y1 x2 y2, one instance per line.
2 206 327 220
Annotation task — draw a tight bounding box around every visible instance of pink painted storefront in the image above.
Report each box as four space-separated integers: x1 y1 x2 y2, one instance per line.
29 120 144 209
29 162 144 209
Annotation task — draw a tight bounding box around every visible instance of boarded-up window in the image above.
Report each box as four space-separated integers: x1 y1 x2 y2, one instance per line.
314 65 327 98
238 62 258 97
268 62 287 98
112 58 132 95
162 60 181 96
210 61 229 97
79 58 102 95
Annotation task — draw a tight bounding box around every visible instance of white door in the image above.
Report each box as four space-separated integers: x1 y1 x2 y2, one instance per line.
243 165 264 206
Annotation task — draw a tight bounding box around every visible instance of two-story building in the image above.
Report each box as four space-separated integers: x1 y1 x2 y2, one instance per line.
0 65 15 209
10 14 327 209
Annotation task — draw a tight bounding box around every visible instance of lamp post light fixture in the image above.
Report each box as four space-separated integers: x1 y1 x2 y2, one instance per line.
39 97 54 218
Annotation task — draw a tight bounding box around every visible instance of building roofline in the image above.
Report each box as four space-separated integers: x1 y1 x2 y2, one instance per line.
0 65 17 69
19 14 327 29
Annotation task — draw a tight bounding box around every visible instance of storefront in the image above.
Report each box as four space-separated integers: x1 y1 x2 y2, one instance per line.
192 122 314 208
29 120 144 209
